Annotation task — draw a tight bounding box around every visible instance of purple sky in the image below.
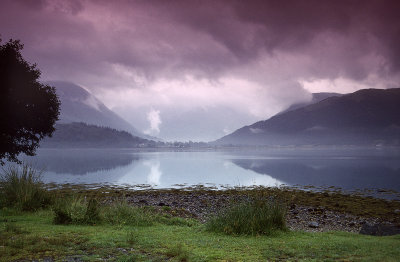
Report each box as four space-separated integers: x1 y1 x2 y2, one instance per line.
1 0 400 141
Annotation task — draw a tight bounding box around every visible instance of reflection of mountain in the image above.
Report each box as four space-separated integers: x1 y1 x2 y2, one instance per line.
26 149 140 175
231 158 400 191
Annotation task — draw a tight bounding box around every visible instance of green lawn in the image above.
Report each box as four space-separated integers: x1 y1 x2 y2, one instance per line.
1 209 399 261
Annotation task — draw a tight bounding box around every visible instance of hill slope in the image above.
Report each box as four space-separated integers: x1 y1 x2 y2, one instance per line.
277 92 341 115
41 122 154 148
48 81 146 138
215 88 400 146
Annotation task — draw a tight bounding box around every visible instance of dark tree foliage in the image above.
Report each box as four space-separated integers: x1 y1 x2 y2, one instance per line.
0 38 60 164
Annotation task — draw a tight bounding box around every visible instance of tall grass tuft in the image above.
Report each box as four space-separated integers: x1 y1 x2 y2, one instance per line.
0 164 52 211
103 200 154 226
103 200 196 227
52 195 102 225
205 198 287 235
84 198 101 225
53 197 195 227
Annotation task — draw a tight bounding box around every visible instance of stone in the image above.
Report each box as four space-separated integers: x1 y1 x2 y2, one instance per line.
309 221 319 228
360 223 400 236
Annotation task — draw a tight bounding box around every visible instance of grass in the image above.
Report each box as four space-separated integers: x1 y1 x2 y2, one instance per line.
206 198 287 235
1 164 400 260
1 210 400 261
103 199 196 227
52 196 196 227
0 164 53 211
165 243 191 261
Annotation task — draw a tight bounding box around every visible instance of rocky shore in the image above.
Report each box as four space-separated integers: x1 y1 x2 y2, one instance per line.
109 190 399 234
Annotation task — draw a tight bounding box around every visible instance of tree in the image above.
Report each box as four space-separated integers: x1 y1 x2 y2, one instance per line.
0 38 60 164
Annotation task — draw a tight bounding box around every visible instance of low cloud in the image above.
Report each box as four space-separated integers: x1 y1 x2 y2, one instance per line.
144 109 162 135
249 128 264 134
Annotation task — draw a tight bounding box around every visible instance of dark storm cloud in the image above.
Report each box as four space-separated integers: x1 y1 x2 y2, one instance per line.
246 0 400 78
151 0 400 80
17 0 84 14
1 0 399 82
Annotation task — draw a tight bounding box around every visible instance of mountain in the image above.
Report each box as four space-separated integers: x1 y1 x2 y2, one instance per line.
214 88 400 146
277 92 341 115
47 81 147 138
41 122 155 148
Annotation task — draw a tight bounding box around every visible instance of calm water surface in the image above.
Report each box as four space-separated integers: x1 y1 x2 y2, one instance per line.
18 148 400 194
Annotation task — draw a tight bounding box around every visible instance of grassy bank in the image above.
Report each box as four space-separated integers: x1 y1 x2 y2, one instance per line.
1 209 400 261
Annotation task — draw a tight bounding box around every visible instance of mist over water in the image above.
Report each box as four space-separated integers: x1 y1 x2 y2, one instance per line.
16 148 400 195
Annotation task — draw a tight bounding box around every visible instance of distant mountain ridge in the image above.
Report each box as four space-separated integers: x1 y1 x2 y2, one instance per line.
215 88 400 146
277 92 341 115
47 81 147 139
42 122 154 148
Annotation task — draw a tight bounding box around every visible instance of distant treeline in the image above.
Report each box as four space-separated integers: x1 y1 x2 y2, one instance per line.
41 122 155 148
41 122 210 148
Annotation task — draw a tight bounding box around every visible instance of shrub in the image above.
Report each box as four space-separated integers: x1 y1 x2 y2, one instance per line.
0 164 52 211
205 198 287 235
52 195 100 225
52 200 73 225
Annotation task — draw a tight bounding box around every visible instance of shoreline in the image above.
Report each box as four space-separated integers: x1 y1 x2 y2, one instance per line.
48 184 400 234
2 184 400 261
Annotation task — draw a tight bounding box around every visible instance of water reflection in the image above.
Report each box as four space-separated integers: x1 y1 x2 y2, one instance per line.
20 150 285 188
230 151 400 192
114 152 284 188
23 149 139 174
144 160 162 185
17 148 400 192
